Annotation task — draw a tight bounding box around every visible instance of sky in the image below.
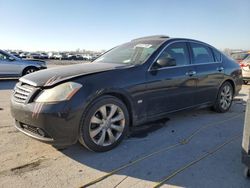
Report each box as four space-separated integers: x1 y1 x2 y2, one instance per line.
0 0 249 52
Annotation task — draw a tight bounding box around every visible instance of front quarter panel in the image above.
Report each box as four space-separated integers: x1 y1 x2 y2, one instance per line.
72 65 148 126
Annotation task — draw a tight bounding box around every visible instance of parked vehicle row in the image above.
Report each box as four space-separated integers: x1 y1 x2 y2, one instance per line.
8 50 100 61
11 35 242 152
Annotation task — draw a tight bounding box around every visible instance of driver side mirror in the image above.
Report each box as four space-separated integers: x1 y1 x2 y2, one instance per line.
154 57 176 69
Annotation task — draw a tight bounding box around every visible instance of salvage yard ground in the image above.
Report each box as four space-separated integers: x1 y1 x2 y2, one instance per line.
0 65 249 188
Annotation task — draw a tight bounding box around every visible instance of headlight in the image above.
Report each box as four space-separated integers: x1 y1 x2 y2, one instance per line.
34 82 82 103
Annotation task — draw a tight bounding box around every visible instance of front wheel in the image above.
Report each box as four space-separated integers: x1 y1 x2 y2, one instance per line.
212 82 233 113
79 96 129 152
23 67 38 75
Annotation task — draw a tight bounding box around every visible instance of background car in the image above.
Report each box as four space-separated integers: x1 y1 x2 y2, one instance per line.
11 36 242 152
231 51 250 63
240 55 250 84
0 50 47 77
27 53 42 59
68 54 84 60
53 53 68 60
19 52 29 59
39 53 49 59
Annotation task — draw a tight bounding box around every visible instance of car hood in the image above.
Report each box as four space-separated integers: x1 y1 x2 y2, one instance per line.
20 62 127 87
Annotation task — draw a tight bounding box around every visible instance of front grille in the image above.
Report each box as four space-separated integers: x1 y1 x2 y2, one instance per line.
13 82 34 103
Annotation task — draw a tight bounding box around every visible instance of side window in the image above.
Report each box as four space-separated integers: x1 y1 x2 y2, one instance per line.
190 43 214 64
0 52 9 61
155 42 190 68
212 48 222 62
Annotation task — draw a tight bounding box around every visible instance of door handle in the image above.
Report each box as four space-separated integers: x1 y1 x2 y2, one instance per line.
217 67 224 72
186 70 196 76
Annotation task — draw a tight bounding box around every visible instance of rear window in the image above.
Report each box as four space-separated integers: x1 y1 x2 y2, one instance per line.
190 43 214 64
212 49 222 62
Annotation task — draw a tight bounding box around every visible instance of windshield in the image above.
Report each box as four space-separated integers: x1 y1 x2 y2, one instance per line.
93 40 164 65
1 51 19 60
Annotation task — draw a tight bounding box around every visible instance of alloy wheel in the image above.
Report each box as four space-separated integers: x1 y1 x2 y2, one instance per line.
89 104 125 146
26 68 36 74
220 85 233 110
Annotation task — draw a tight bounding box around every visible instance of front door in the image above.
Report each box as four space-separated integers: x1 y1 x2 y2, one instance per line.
146 42 197 118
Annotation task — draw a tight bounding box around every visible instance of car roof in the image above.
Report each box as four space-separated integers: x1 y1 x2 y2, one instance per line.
131 35 170 42
131 35 212 46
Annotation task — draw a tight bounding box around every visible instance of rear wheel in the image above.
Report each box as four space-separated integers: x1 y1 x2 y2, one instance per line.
243 80 248 85
79 96 129 152
213 82 233 113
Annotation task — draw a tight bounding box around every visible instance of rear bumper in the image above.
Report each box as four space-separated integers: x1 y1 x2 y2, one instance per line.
242 70 250 80
11 98 83 147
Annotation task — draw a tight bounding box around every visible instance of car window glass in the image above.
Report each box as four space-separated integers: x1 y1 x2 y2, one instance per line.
94 40 163 65
190 43 214 64
212 48 222 62
155 42 190 67
0 52 9 61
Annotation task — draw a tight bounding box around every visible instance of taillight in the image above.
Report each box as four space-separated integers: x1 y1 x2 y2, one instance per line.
240 63 248 67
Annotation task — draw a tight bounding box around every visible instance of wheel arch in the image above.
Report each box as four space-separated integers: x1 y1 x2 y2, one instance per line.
222 79 236 96
104 92 134 127
80 88 136 129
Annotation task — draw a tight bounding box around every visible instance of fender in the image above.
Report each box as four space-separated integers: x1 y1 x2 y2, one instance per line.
80 87 137 126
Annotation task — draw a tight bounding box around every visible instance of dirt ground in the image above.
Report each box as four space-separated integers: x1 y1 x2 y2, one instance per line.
0 75 249 188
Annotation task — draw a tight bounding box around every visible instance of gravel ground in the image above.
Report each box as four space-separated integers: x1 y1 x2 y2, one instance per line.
0 68 249 188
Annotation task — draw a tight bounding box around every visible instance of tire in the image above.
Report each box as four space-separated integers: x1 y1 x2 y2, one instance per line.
79 95 129 152
243 80 248 85
23 67 38 76
213 82 234 113
244 167 250 178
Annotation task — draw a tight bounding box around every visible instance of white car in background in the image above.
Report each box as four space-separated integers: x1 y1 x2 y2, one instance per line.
82 54 92 60
241 56 250 84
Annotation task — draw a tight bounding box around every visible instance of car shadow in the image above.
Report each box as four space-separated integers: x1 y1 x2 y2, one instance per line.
61 118 170 172
60 104 249 187
0 80 17 90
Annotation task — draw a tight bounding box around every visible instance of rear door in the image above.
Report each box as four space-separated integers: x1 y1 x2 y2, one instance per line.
188 42 224 105
146 42 197 118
